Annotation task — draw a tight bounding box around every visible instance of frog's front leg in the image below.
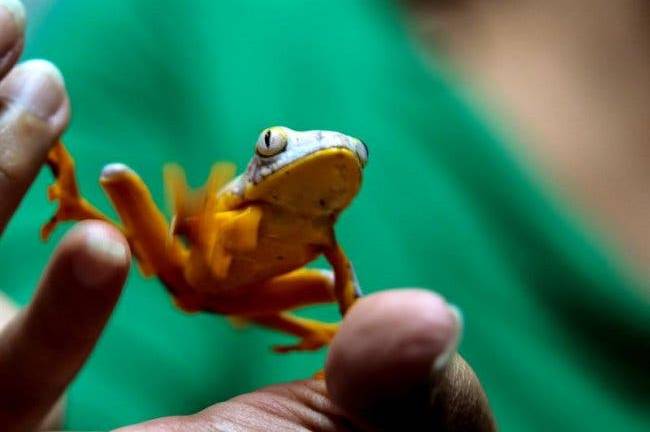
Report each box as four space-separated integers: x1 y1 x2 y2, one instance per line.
41 141 112 239
42 142 188 287
96 163 188 286
323 242 362 315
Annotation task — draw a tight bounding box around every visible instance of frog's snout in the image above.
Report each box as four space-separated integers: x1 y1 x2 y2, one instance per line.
355 139 369 167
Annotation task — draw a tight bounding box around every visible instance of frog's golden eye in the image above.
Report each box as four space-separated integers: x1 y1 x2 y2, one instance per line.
256 128 288 157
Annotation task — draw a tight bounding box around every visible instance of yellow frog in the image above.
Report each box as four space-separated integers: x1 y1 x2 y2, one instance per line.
41 126 368 352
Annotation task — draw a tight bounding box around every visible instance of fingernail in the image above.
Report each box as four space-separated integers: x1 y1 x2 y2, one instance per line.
74 225 128 288
432 304 464 372
0 0 25 50
0 59 66 121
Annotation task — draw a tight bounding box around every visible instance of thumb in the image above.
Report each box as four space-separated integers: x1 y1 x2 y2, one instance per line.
0 221 130 432
325 289 495 431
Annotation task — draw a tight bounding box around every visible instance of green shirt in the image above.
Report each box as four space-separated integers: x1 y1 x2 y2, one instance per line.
4 0 647 430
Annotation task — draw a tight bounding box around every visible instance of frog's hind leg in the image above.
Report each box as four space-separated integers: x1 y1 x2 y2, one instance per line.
250 312 339 353
214 268 340 353
41 141 113 239
211 268 337 316
242 246 363 352
244 243 363 353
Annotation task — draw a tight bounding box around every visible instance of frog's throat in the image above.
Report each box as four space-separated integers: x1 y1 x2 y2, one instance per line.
243 147 363 215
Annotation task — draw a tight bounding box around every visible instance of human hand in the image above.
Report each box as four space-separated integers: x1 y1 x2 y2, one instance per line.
0 1 494 430
0 1 131 430
118 289 495 432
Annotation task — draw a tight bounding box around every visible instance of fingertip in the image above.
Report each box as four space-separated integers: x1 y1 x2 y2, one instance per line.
26 220 130 357
63 221 131 293
325 289 463 429
30 220 131 348
16 59 69 136
0 0 25 76
0 0 26 33
28 59 70 137
0 59 70 135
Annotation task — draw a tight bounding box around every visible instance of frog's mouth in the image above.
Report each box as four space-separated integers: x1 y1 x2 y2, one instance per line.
244 147 364 215
248 132 367 185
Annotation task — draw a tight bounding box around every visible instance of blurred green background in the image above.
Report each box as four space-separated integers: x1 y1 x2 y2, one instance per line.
2 0 648 430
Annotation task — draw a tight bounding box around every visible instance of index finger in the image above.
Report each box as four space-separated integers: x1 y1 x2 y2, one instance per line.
0 221 130 432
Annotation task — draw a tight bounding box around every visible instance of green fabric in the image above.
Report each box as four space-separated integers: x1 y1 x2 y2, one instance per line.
3 0 647 429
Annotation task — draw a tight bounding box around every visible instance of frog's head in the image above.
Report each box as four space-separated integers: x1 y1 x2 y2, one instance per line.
241 126 368 215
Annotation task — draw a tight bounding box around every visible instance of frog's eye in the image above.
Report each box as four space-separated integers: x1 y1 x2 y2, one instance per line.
256 128 288 157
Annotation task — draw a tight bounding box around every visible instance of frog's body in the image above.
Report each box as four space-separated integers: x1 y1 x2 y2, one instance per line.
41 127 367 352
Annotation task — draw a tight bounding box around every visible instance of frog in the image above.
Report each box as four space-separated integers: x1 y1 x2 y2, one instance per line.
41 126 368 352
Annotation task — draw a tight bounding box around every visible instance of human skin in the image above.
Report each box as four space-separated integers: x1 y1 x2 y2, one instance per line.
406 0 650 288
0 1 495 431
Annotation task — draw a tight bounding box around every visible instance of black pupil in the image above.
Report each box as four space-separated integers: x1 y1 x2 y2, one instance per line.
264 130 271 147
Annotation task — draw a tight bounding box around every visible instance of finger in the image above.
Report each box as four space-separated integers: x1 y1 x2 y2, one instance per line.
0 59 70 234
325 289 496 431
0 0 25 79
0 221 130 432
0 291 19 329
